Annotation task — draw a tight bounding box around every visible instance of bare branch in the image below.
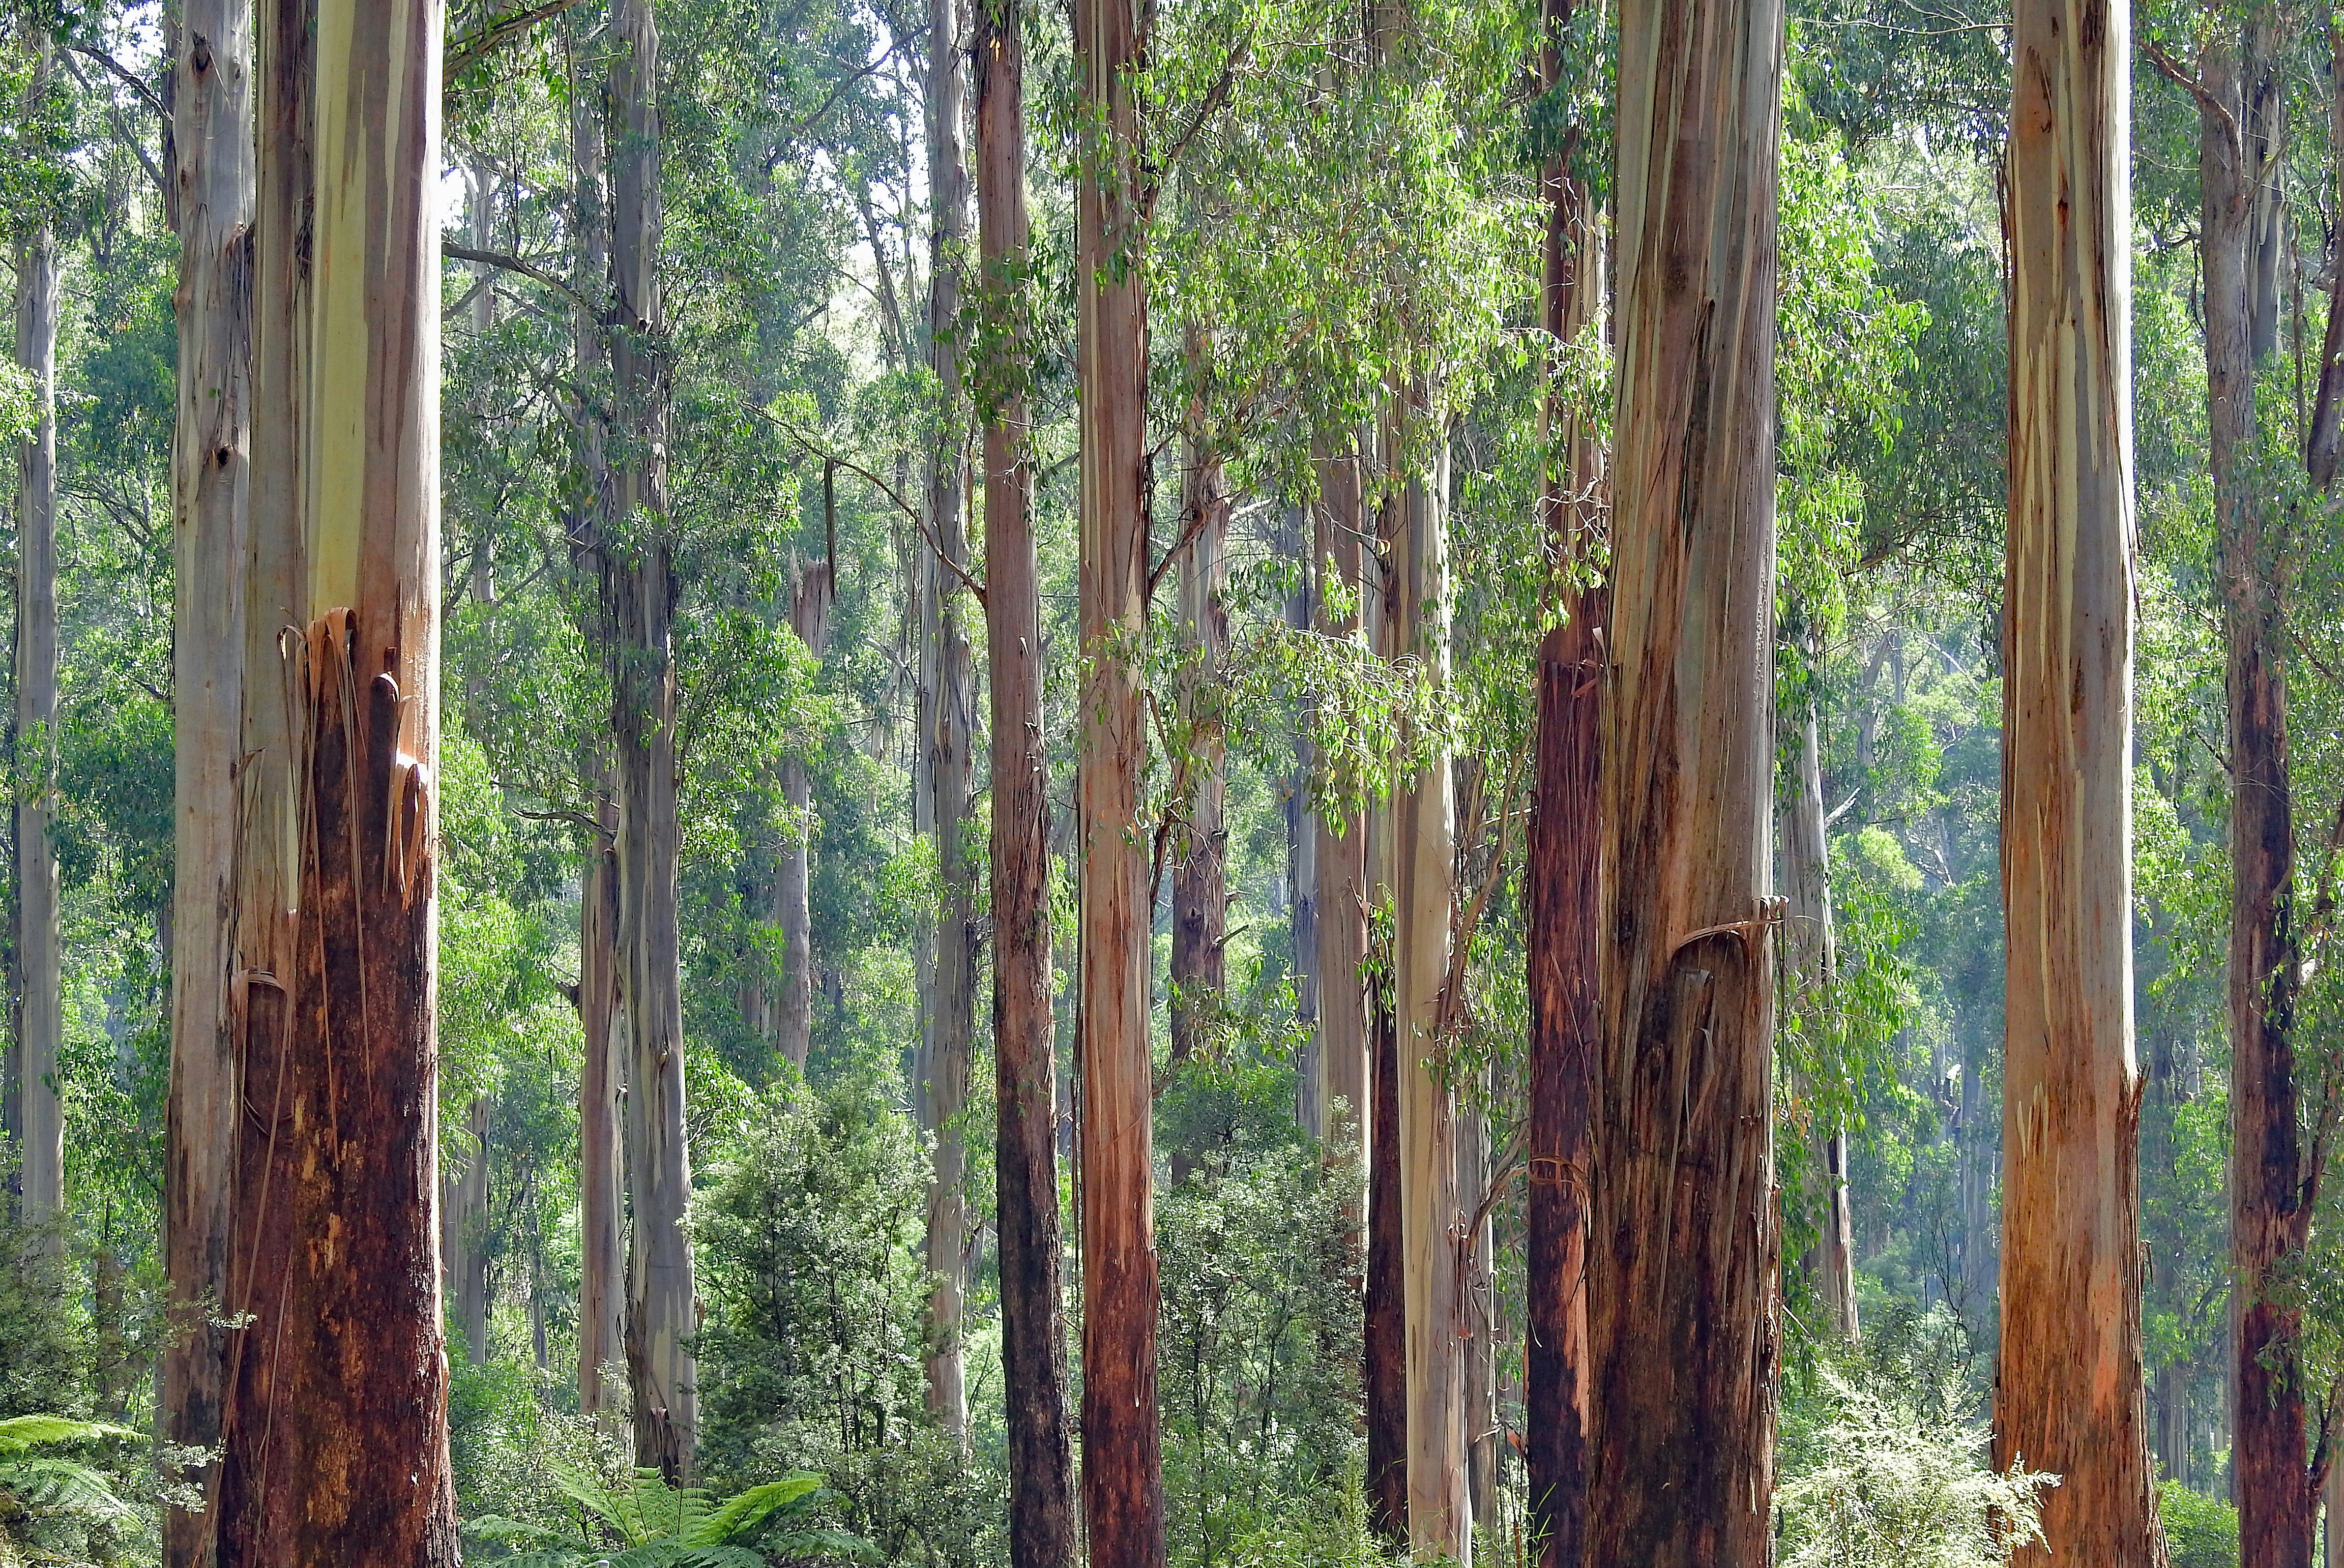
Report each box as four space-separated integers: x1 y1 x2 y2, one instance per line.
72 45 167 122
445 0 589 86
443 241 592 309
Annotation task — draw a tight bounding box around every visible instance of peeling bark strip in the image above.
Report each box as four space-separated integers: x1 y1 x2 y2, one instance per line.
1073 0 1165 1549
1589 0 1783 1554
1524 0 1602 1546
212 0 457 1555
978 0 1078 1553
1996 0 2158 1556
163 0 255 1544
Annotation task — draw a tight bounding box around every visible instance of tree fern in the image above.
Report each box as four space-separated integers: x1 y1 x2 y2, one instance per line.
472 1463 871 1565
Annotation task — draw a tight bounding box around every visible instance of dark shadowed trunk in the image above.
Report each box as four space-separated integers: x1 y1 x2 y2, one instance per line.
1365 786 1407 1545
1169 359 1228 1127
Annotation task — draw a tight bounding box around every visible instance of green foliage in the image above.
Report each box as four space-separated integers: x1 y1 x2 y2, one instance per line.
475 1461 869 1566
2154 1480 2237 1568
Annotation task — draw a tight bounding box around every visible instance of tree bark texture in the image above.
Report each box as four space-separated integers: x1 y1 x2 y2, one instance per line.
1780 619 1857 1342
216 0 459 1554
978 3 1077 1554
1590 0 1784 1555
1073 0 1165 1548
1392 433 1467 1564
603 0 698 1480
1996 0 2159 1556
162 0 253 1556
1525 3 1602 1553
922 0 977 1442
2186 23 2314 1568
13 32 62 1236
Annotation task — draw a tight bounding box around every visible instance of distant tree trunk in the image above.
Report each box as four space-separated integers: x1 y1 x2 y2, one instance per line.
1312 445 1369 1201
214 1 460 1557
1524 0 1601 1550
1393 421 1467 1563
2169 19 2315 1568
603 0 697 1480
1996 0 2159 1557
1955 1026 1996 1325
13 31 62 1238
776 531 835 1074
1287 517 1320 1138
451 1097 492 1364
921 0 977 1445
2305 29 2344 492
578 800 627 1420
1072 0 1165 1548
1459 1084 1497 1523
977 2 1077 1554
1170 356 1228 1099
1779 614 1857 1342
1588 0 1783 1553
163 0 252 1554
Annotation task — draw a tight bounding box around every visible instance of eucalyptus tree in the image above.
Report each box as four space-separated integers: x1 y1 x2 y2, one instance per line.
1589 0 1784 1554
214 0 459 1557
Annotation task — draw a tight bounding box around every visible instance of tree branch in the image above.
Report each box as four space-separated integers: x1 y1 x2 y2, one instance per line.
2141 37 2242 163
444 0 588 86
753 408 988 610
72 45 167 122
443 241 591 309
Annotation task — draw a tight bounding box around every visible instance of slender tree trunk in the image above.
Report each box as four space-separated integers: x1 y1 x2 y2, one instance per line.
1312 444 1369 1199
1287 518 1320 1138
578 798 627 1419
13 31 62 1238
1995 0 2158 1556
1393 422 1467 1563
1525 1 1602 1551
977 4 1076 1555
2305 30 2344 492
602 0 697 1480
1169 363 1228 1094
1073 0 1164 1548
1459 1084 1497 1523
162 0 252 1555
921 0 977 1444
1589 0 1783 1553
776 532 834 1074
453 1096 492 1364
1780 615 1857 1342
215 0 459 1555
2181 24 2316 1568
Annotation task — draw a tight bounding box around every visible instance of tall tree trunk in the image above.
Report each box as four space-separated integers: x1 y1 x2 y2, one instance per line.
1312 444 1369 1199
578 801 627 1419
1524 0 1602 1551
2179 22 2316 1568
1393 422 1466 1563
921 0 977 1444
977 2 1077 1554
2304 29 2344 492
1072 0 1164 1549
163 0 252 1555
776 529 834 1074
1459 1084 1497 1523
1287 517 1320 1138
1364 809 1408 1545
1589 0 1783 1552
1995 0 2158 1556
1955 1024 1996 1326
13 31 62 1238
1779 616 1857 1342
1169 361 1228 1096
215 0 460 1556
452 1096 492 1364
603 0 697 1480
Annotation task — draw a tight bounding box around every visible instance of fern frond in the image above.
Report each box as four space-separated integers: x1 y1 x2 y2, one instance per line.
766 1527 885 1563
0 1416 143 1457
0 1457 136 1522
683 1474 823 1546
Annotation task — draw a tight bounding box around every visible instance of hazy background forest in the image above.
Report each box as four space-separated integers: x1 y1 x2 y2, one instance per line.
0 0 2335 1559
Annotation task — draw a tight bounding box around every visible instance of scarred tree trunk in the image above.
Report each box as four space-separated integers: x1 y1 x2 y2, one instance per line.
214 0 459 1557
1995 0 2159 1556
13 31 62 1238
1524 0 1602 1550
1588 0 1783 1553
162 0 252 1556
1780 615 1857 1343
603 0 697 1480
1072 0 1165 1548
1393 422 1466 1563
977 2 1077 1554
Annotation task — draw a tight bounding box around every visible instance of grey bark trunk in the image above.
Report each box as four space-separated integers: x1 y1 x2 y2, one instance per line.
777 546 834 1074
1312 445 1369 1209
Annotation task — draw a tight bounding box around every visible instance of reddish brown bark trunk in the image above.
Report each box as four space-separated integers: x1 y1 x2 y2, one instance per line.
1072 0 1164 1552
1525 1 1601 1557
1588 0 1783 1554
979 3 1076 1551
